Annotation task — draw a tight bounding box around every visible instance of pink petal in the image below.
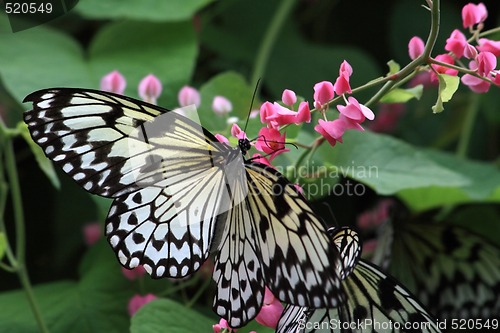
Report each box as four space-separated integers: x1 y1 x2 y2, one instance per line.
339 60 353 76
296 101 311 123
408 36 425 60
476 51 497 76
128 294 157 316
477 38 500 57
100 70 126 94
260 101 276 124
281 89 297 106
313 81 335 106
212 96 232 115
138 74 162 104
83 223 101 246
214 133 229 144
178 85 201 107
333 72 352 95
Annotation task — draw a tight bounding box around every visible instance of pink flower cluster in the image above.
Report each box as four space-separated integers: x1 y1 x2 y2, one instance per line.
258 60 374 150
408 2 499 93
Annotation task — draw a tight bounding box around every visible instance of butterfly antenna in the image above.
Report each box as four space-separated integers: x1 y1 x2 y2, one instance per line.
322 202 340 228
243 78 261 133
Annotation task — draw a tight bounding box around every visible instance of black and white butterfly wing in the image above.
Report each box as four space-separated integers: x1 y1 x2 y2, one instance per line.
213 163 349 328
24 88 349 328
277 227 441 333
373 221 500 321
23 88 240 277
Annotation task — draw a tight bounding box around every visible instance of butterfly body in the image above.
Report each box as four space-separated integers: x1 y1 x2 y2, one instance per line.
24 88 349 327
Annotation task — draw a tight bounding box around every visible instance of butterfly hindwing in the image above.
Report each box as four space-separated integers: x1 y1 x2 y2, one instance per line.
375 221 500 321
213 163 348 327
277 227 441 333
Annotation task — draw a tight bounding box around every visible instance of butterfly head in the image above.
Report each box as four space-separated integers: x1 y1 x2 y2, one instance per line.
238 138 252 156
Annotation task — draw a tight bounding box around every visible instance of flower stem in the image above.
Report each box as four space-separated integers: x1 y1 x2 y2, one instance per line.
250 0 297 89
456 93 480 158
0 124 50 333
365 0 440 108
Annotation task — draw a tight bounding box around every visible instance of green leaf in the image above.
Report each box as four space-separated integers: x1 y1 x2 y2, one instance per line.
0 22 91 103
387 59 400 74
89 20 197 105
0 241 133 333
17 122 61 189
317 130 469 196
398 149 500 211
0 232 6 261
77 0 214 21
0 20 197 106
131 299 215 333
198 71 256 134
379 85 423 103
432 74 459 113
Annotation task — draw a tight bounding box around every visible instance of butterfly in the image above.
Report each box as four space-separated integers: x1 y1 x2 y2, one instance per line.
277 226 442 333
23 88 354 328
367 202 500 322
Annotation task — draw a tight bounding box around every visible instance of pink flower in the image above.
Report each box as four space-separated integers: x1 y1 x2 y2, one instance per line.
252 153 273 167
369 103 405 133
333 60 353 95
213 318 236 333
336 97 374 122
281 89 297 106
333 72 351 96
255 288 284 328
128 294 157 316
408 36 425 60
255 127 289 160
121 265 146 280
260 101 275 125
100 70 126 94
215 133 229 144
464 43 478 59
430 54 459 82
138 74 162 104
357 199 392 230
83 223 101 246
492 71 500 86
212 96 232 115
264 102 311 126
444 30 467 58
408 71 432 88
178 85 201 107
230 124 248 141
314 118 346 146
339 60 353 76
339 113 364 131
476 51 497 76
461 74 490 93
477 38 500 56
462 2 487 29
313 81 335 108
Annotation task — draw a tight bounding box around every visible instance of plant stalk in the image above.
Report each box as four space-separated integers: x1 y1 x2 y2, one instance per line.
3 135 49 333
